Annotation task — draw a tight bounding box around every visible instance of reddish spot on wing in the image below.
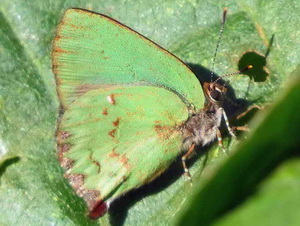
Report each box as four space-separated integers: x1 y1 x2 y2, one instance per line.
89 200 108 220
108 129 117 138
154 123 175 140
102 108 108 116
54 47 76 54
54 35 62 42
120 154 131 169
120 155 128 164
109 148 120 158
113 117 120 127
108 117 121 138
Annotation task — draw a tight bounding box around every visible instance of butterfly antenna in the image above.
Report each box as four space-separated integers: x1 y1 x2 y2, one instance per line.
214 65 253 85
221 65 253 107
210 8 228 82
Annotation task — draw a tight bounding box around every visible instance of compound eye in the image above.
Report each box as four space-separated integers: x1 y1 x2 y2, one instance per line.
210 89 222 102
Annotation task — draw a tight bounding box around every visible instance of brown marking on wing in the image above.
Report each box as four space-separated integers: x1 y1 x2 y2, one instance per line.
66 118 102 127
58 133 102 212
108 118 121 138
120 154 131 169
54 47 76 54
75 84 102 96
60 131 71 140
89 152 101 174
109 148 120 158
57 130 74 169
54 35 62 42
154 123 174 140
108 129 116 138
52 51 65 74
113 117 120 127
69 23 86 30
53 34 72 43
64 173 101 211
102 108 108 116
52 45 74 82
93 161 101 173
57 143 74 170
59 152 74 169
64 173 85 192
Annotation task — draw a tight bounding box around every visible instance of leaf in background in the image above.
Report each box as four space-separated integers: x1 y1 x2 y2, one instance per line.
0 0 299 225
176 75 300 226
214 158 300 226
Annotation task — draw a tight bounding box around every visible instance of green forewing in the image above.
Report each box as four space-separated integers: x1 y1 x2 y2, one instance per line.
58 85 188 203
53 9 204 110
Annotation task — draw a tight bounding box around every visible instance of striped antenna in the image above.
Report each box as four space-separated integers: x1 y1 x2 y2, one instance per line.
213 65 253 85
210 8 228 82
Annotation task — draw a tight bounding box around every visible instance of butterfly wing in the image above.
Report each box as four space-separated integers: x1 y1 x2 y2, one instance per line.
52 9 204 110
57 85 188 215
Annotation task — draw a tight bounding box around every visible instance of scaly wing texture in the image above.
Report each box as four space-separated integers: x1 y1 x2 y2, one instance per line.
57 85 188 212
52 8 204 110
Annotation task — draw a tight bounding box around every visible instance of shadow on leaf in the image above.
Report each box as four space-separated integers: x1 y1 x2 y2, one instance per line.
0 156 21 184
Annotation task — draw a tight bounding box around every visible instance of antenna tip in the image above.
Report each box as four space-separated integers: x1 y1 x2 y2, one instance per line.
247 65 253 69
223 8 228 16
222 8 228 23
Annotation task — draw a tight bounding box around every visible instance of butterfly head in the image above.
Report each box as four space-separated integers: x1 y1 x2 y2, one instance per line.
203 82 227 105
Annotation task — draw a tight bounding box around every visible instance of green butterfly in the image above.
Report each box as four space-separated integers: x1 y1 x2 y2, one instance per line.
53 8 237 219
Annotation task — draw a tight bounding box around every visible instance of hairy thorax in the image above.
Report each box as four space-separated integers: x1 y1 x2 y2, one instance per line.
181 103 223 150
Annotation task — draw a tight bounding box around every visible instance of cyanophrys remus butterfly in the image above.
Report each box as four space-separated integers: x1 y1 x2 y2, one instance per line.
52 8 252 219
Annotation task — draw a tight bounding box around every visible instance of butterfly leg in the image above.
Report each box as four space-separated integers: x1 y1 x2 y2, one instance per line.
222 109 236 138
216 129 226 154
236 104 264 120
182 143 195 183
232 104 264 133
232 126 250 132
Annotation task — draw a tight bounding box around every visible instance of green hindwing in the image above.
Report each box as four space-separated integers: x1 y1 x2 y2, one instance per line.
57 85 189 211
53 8 204 110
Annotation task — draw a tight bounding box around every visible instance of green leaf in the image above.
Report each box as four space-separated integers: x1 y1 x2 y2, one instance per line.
0 0 299 225
176 75 300 226
214 158 300 226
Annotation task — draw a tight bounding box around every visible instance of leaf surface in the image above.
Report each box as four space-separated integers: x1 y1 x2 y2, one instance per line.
0 0 299 225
